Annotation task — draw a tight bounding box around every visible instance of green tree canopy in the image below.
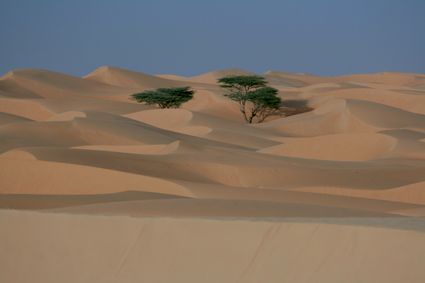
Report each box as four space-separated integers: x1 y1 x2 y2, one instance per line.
218 75 281 123
131 87 194 109
218 75 267 91
247 87 281 123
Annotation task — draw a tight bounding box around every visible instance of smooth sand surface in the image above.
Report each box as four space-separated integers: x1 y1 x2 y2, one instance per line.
1 210 425 283
1 67 425 282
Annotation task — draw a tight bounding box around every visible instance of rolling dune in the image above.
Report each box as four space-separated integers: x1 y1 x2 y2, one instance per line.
1 67 425 282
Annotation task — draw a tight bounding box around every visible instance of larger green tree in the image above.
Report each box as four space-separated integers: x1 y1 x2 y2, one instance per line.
131 87 194 109
218 75 281 123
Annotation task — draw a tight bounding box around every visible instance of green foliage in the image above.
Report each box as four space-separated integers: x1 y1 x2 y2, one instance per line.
218 75 281 123
247 87 281 123
131 87 194 109
218 75 267 91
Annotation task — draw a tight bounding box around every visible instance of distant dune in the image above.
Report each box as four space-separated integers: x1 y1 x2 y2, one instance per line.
1 67 425 282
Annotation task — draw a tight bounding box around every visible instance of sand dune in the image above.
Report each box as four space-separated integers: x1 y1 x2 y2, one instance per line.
47 111 87 121
85 66 183 89
186 68 254 84
74 141 181 155
0 112 32 125
256 98 379 136
1 68 127 99
294 181 425 206
1 211 425 283
307 87 425 115
0 98 56 120
1 67 425 282
259 133 397 161
0 157 191 196
265 70 425 88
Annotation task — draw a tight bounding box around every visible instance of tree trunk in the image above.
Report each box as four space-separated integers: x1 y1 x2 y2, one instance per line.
240 101 250 123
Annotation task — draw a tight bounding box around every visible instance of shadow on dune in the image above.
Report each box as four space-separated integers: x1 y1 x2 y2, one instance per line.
0 191 188 210
279 99 314 116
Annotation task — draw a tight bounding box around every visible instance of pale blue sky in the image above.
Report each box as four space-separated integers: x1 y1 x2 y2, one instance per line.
1 0 424 76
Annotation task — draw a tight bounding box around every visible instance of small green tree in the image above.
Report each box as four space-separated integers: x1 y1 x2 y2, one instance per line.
218 75 281 123
248 87 281 123
131 87 194 109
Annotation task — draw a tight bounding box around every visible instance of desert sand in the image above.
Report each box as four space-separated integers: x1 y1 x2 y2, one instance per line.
1 66 425 282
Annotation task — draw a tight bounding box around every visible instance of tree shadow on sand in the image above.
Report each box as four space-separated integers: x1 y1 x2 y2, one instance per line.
279 99 314 117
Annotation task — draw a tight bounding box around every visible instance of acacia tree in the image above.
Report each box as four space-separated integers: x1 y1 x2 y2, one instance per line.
218 75 281 123
248 87 281 123
131 87 194 109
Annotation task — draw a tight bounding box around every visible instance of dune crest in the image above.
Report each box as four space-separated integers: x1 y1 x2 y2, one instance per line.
0 149 37 161
74 141 180 155
84 66 182 89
